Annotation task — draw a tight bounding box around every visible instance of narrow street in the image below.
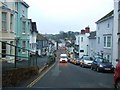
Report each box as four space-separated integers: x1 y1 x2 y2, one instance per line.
32 50 114 88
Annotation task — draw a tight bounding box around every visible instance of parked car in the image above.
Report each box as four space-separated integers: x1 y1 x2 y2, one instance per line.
80 55 93 68
91 58 114 72
73 58 81 65
114 59 120 90
59 54 68 63
93 55 102 60
69 58 75 63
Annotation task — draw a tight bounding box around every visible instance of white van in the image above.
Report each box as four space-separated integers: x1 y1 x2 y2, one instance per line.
59 54 68 63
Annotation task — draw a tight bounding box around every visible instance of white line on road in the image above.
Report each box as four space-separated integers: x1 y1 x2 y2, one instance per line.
27 61 57 88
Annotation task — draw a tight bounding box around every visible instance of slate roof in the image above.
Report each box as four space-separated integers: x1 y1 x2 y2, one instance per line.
96 10 113 23
31 22 38 33
37 33 48 41
21 0 29 8
88 31 96 39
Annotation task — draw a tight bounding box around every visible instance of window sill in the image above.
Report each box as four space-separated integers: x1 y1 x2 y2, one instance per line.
10 31 14 33
22 52 26 54
2 30 8 33
22 33 26 34
103 47 111 49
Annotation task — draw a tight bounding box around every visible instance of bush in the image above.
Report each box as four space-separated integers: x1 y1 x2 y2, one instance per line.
2 66 39 87
47 55 56 66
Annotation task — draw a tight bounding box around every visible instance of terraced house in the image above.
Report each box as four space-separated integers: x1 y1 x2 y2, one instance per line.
0 0 34 62
113 0 120 67
96 10 113 62
14 0 30 60
0 1 16 63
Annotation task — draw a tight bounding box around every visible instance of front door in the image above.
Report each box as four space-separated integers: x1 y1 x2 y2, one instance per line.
2 42 6 58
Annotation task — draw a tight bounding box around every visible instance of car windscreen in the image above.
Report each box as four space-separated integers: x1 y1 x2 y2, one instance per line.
99 58 109 63
61 56 67 58
83 56 93 61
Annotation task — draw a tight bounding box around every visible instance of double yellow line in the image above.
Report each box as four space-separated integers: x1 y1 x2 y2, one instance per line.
27 62 56 88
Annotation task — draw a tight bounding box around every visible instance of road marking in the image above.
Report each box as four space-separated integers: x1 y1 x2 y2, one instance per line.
27 61 56 88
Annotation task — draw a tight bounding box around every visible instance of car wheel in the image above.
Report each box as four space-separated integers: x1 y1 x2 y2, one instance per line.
96 67 100 72
116 80 120 90
91 66 93 70
82 64 84 68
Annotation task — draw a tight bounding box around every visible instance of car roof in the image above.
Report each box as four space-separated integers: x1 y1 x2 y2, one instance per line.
60 54 67 56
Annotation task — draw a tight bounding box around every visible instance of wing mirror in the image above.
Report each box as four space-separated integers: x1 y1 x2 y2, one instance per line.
116 59 120 62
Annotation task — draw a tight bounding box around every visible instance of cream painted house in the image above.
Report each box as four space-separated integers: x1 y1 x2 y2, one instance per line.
0 1 16 63
113 0 120 67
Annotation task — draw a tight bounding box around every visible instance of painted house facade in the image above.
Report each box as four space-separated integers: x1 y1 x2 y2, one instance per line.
88 31 96 58
96 10 113 62
15 1 30 60
36 34 49 56
29 21 38 54
74 35 80 58
113 0 120 67
0 1 16 63
78 27 90 58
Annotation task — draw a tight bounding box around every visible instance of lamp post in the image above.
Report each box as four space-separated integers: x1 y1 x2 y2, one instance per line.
15 37 19 68
87 45 88 55
101 50 103 58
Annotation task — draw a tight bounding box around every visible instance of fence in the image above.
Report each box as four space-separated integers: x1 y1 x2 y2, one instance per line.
0 40 38 72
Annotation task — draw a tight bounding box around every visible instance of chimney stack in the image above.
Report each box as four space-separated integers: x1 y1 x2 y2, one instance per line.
81 29 85 34
85 26 90 33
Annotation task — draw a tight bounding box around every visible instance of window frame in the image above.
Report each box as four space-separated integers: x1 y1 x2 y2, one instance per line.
22 21 26 34
103 35 112 48
22 41 26 53
2 12 7 31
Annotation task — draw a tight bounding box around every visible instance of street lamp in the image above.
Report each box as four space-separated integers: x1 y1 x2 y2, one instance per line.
101 50 103 58
87 45 88 55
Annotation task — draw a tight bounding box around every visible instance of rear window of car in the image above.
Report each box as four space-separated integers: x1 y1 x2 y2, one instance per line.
83 56 92 61
99 58 109 63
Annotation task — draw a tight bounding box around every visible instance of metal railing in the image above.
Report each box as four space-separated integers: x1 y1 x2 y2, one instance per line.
0 40 38 71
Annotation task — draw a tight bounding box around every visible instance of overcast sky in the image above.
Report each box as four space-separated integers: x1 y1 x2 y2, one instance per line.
24 0 114 34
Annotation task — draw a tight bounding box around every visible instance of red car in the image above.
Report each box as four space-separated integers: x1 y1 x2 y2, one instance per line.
114 59 120 90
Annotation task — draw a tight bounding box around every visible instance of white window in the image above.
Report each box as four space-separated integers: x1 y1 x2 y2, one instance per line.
2 12 7 31
103 36 112 48
107 36 111 47
81 37 83 42
98 26 100 30
15 2 18 11
78 37 80 43
22 21 26 33
10 14 13 32
10 41 13 55
107 55 110 61
104 37 106 47
2 41 7 58
98 37 100 44
107 23 110 28
22 41 26 52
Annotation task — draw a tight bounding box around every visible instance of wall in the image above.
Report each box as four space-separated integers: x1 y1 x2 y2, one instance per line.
79 34 89 58
113 0 119 67
96 16 113 62
88 38 96 58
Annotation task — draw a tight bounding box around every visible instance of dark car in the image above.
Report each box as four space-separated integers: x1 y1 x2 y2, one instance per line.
73 58 81 65
91 58 114 72
114 59 120 90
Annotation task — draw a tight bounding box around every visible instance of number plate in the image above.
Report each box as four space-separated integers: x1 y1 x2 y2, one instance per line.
105 68 110 70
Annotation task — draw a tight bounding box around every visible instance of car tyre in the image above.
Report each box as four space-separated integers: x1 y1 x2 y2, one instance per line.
96 67 100 72
91 66 93 70
82 64 84 68
116 80 120 90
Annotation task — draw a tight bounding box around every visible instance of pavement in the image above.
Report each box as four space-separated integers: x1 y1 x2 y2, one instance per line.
2 56 50 72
